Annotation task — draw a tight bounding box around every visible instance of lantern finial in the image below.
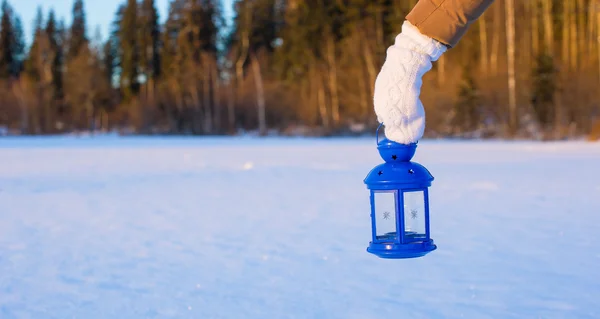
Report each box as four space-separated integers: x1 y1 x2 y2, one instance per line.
377 138 417 163
375 123 417 162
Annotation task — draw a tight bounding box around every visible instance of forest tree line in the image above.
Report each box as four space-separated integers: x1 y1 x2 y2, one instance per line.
0 0 599 140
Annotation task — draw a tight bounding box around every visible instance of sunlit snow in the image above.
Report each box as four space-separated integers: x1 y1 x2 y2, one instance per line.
1 136 599 318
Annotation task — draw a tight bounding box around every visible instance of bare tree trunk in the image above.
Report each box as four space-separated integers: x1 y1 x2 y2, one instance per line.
87 99 95 134
141 79 155 133
522 0 531 67
168 76 185 133
354 30 376 123
490 3 501 76
227 77 236 133
148 78 155 132
235 5 251 119
357 63 369 121
360 29 377 106
598 11 600 85
569 0 578 70
33 87 42 134
542 0 554 55
576 0 585 65
479 13 489 74
41 88 50 133
235 31 249 79
97 108 105 132
189 76 202 134
314 65 329 129
234 24 250 133
562 0 570 70
437 56 446 85
175 90 184 133
317 80 328 129
12 80 29 134
540 0 559 137
203 59 213 134
587 0 596 59
251 53 267 136
375 8 384 57
326 36 340 126
213 63 221 134
505 0 517 134
41 61 54 134
299 78 314 125
305 69 317 125
139 83 146 133
531 0 540 57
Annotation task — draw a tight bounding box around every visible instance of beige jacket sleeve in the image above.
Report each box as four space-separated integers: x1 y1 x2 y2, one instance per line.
406 0 495 48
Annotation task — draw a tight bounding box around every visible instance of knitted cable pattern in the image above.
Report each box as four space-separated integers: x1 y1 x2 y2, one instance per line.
373 21 447 144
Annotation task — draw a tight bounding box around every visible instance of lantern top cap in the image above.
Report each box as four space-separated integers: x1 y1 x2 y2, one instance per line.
376 123 417 162
377 138 417 162
366 124 432 189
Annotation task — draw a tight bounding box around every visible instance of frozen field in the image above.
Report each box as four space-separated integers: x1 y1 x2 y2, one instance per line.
1 136 599 318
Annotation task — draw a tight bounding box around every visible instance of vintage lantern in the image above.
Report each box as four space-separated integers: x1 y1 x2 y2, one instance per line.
364 125 436 259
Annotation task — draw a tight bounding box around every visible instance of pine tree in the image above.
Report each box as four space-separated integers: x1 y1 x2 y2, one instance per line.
46 10 57 46
65 44 106 131
108 4 124 84
103 40 115 85
11 14 24 75
120 0 140 100
24 9 57 133
169 0 223 134
274 0 311 82
248 0 278 54
229 0 279 134
46 10 64 101
505 0 517 134
139 0 161 80
0 0 15 79
531 53 557 133
68 0 87 59
158 0 186 133
24 7 44 81
33 6 43 36
275 0 344 128
453 64 481 135
160 0 184 77
199 0 221 54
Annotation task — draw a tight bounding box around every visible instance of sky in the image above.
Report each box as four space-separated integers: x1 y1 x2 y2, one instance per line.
12 0 234 45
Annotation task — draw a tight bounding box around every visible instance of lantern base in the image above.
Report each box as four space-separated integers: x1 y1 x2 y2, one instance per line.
367 239 437 259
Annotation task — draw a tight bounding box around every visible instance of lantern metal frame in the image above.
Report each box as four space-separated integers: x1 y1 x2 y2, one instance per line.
364 124 437 259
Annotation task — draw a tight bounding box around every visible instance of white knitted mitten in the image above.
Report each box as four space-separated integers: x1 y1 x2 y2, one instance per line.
373 21 447 144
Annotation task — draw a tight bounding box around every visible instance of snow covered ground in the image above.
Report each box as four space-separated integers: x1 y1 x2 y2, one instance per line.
1 136 599 318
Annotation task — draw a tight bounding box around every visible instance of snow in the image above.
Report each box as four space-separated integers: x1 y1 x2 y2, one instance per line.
1 136 599 318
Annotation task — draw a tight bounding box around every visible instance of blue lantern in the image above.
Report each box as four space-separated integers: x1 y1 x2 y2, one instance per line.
364 124 436 259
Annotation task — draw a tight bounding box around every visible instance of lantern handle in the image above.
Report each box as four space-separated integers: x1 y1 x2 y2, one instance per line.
376 122 383 145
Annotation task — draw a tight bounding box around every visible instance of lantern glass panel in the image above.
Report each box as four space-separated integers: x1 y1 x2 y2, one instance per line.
403 190 427 241
373 191 397 241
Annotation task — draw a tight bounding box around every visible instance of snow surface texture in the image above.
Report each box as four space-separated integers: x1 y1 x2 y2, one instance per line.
1 136 599 318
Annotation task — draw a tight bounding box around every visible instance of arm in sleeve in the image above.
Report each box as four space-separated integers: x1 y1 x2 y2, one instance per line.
406 0 496 48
